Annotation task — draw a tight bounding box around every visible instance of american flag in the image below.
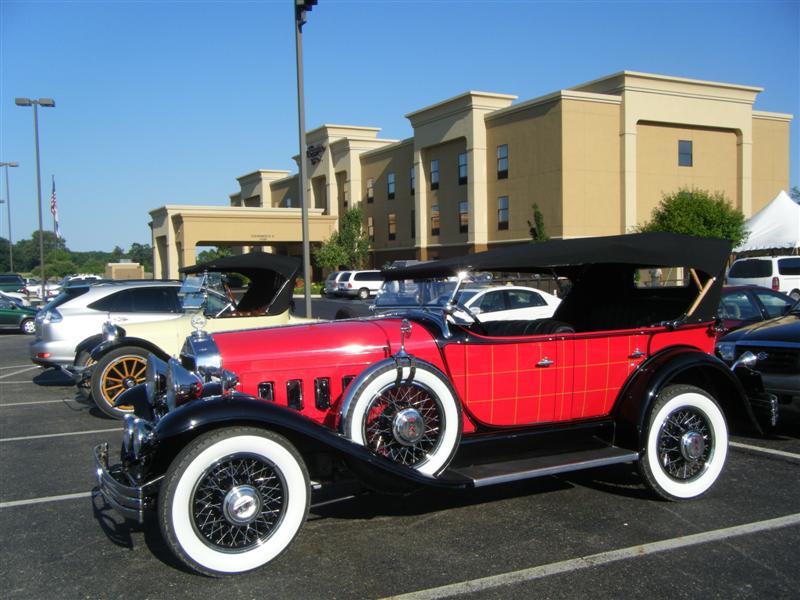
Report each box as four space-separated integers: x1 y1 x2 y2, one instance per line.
50 176 61 239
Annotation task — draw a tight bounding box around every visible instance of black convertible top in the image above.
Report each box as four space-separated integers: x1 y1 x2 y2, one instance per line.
382 233 731 280
181 252 300 316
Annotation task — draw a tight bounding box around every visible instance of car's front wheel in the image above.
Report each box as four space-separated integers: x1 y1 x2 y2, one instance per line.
638 384 728 501
20 318 35 335
158 427 310 577
91 346 148 419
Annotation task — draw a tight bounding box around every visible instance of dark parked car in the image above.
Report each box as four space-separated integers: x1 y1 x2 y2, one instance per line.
0 273 26 294
0 295 37 334
95 233 763 576
717 299 800 422
717 285 795 332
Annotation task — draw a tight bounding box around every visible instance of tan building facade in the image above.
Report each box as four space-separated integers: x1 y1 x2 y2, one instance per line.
150 71 792 278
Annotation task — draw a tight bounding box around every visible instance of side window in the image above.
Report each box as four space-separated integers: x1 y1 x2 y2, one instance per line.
777 257 800 275
109 290 134 312
476 291 506 313
0 298 12 309
754 290 793 318
718 291 760 321
508 290 546 309
129 288 177 312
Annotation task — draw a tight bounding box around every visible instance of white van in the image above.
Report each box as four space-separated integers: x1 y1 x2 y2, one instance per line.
337 270 385 299
727 256 800 300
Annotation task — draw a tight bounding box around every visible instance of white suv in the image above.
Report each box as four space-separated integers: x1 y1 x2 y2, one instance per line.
337 270 385 299
30 280 183 369
727 256 800 300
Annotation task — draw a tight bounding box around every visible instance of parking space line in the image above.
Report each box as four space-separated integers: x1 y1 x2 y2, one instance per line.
0 364 37 370
0 491 93 509
0 399 79 407
0 428 120 443
0 366 38 380
730 441 800 461
384 513 800 600
0 381 40 385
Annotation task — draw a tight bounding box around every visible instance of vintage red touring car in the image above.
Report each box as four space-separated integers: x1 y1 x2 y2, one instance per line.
94 232 765 576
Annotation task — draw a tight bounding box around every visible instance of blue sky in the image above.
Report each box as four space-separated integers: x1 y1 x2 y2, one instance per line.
1 0 798 252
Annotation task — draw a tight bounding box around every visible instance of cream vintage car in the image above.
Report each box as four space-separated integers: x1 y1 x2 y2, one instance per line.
79 252 311 418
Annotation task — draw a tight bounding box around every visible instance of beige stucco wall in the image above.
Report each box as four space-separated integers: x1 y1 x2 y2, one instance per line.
486 98 564 241
105 262 145 280
270 176 299 208
752 112 792 213
636 123 739 224
423 138 468 246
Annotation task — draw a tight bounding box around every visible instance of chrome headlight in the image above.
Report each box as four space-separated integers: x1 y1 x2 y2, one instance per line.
220 369 239 393
165 358 204 411
102 321 122 342
122 414 136 454
132 419 155 459
145 354 168 406
181 333 222 381
716 342 736 362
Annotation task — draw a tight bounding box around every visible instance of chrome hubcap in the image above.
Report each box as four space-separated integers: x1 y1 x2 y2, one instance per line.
680 431 706 461
222 485 262 525
392 408 425 446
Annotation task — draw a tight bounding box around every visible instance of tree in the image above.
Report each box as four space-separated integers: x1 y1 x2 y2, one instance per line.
314 208 371 270
196 246 233 264
638 187 748 246
527 203 550 242
127 242 153 272
791 186 800 204
13 231 67 272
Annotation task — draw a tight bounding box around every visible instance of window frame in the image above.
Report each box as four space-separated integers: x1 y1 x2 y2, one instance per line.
497 144 508 179
498 196 509 230
387 172 395 200
410 166 415 196
430 160 439 191
459 201 469 234
458 152 468 185
367 177 375 203
678 140 693 167
367 216 375 242
387 212 397 241
431 204 440 236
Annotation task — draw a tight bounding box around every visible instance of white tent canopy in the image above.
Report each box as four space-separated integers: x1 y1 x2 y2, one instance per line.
735 190 800 253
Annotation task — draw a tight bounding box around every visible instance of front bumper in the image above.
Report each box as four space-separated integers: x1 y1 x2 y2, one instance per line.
93 443 161 524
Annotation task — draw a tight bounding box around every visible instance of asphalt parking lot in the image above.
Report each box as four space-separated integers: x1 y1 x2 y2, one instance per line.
1 303 799 599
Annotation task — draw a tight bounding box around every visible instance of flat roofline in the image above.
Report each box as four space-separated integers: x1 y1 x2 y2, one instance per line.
236 169 291 182
306 123 382 137
360 137 415 159
573 70 764 94
752 110 793 123
486 89 621 121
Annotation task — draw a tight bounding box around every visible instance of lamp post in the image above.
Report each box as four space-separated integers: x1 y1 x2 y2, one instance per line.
0 162 19 271
15 98 55 291
295 0 317 318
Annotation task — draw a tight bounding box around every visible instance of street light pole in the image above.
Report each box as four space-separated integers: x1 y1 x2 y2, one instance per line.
295 0 317 319
0 162 19 271
15 98 55 292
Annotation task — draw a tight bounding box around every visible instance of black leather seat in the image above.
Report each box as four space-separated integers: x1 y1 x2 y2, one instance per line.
480 319 575 337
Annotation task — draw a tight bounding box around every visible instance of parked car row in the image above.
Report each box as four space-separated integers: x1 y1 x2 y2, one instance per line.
86 233 788 578
323 269 384 299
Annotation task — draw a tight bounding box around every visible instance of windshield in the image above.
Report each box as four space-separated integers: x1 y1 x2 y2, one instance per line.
374 278 459 309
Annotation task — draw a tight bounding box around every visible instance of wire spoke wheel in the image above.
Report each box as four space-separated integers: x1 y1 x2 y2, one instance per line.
363 382 444 468
191 452 287 553
657 407 713 481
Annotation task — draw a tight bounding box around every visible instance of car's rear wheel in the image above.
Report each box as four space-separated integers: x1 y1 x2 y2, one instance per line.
91 346 148 419
20 318 35 335
789 289 800 301
357 287 370 300
342 361 461 476
638 384 728 501
158 427 309 577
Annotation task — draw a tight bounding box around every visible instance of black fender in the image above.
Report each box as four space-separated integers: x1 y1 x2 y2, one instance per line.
613 346 761 451
74 334 105 362
149 393 472 490
89 337 171 363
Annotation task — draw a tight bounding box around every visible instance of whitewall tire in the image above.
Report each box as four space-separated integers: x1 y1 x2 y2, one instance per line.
638 384 728 501
158 427 309 576
342 362 461 477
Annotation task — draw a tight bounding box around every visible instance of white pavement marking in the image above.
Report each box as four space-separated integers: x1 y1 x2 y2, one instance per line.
0 428 120 443
0 381 40 385
0 366 38 380
731 441 800 461
384 513 800 600
0 364 37 370
0 398 78 407
0 491 93 509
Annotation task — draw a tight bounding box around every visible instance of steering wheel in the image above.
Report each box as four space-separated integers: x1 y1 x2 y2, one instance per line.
445 301 487 335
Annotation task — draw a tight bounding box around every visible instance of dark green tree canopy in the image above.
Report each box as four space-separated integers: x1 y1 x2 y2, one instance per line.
638 187 748 246
314 207 371 270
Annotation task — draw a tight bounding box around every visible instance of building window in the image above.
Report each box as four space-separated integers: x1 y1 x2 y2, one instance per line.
367 178 374 203
387 172 395 199
410 166 415 195
430 160 439 190
459 201 469 233
388 213 397 241
285 197 293 208
458 152 468 185
431 204 440 236
497 144 508 179
367 216 374 241
498 196 509 230
411 208 416 239
678 140 693 167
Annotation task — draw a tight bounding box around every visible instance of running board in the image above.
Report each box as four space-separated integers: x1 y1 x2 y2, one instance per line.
447 446 639 488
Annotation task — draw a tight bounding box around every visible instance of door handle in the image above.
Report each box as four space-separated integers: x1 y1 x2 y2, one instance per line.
536 357 554 367
629 349 645 359
112 317 128 323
